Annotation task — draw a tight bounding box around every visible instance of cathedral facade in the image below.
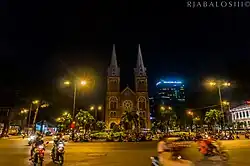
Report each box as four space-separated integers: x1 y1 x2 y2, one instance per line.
105 45 151 129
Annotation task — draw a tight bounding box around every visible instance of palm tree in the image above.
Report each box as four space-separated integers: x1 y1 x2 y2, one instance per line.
158 108 177 133
75 109 95 134
120 109 143 132
204 109 223 132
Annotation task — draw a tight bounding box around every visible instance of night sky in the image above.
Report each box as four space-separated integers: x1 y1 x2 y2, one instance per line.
1 1 250 118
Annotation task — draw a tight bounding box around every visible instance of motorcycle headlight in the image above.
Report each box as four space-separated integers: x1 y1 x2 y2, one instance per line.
58 144 64 148
38 145 44 149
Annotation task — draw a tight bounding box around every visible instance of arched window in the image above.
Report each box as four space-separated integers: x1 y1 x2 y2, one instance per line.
139 111 146 118
138 97 146 110
109 96 118 110
140 119 146 128
109 111 116 117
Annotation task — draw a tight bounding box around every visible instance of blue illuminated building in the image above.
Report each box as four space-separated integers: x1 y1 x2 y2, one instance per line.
150 79 186 122
155 80 185 103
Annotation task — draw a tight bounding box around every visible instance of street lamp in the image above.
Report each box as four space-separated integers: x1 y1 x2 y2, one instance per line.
64 80 87 119
187 110 194 132
98 106 102 111
222 100 231 126
81 80 87 85
208 80 231 129
90 106 94 111
187 111 194 116
89 105 102 120
160 106 172 111
160 106 165 111
64 79 89 140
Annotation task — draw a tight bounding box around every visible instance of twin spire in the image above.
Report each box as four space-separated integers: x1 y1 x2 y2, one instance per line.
108 44 146 76
110 44 118 67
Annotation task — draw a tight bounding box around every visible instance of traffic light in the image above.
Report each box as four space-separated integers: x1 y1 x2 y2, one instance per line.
70 121 76 129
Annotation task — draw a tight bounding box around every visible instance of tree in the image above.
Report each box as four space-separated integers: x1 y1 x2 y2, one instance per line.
75 110 95 133
96 121 106 132
155 108 177 133
204 109 223 131
120 109 143 132
56 112 72 132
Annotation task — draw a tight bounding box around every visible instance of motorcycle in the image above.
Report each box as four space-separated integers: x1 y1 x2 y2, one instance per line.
199 141 229 161
28 136 36 146
150 156 159 166
32 144 45 166
52 141 64 165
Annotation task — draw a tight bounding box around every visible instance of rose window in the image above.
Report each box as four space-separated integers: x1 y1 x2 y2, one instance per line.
123 100 133 110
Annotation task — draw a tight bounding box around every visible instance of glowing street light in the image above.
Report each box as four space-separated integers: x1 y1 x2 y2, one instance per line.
98 106 102 111
90 106 95 111
187 111 194 116
209 81 216 86
81 80 87 86
64 81 71 85
222 101 230 106
160 106 166 111
56 117 61 122
32 100 40 104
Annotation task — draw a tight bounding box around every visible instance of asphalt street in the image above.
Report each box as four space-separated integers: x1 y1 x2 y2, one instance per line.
0 137 250 166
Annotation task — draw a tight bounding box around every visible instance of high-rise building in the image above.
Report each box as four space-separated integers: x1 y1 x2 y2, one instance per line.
155 80 185 104
150 80 186 122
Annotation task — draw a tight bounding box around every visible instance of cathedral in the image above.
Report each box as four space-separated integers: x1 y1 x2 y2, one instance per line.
105 44 150 129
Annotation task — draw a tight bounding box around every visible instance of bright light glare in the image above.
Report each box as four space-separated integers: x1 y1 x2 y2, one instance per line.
64 81 70 85
32 100 39 104
58 144 64 147
38 145 44 149
81 80 87 85
209 81 216 86
90 106 94 110
223 82 230 87
98 106 102 110
160 106 165 111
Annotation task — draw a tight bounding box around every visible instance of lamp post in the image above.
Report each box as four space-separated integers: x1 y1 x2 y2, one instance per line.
187 110 194 132
89 105 102 120
20 109 28 131
64 80 87 120
208 80 230 129
222 100 230 127
64 80 88 139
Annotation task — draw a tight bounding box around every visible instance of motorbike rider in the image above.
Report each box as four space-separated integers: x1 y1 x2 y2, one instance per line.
205 136 218 154
157 135 192 166
51 133 64 159
29 132 44 160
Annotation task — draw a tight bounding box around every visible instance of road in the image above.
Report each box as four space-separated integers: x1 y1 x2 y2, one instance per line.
0 137 250 166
